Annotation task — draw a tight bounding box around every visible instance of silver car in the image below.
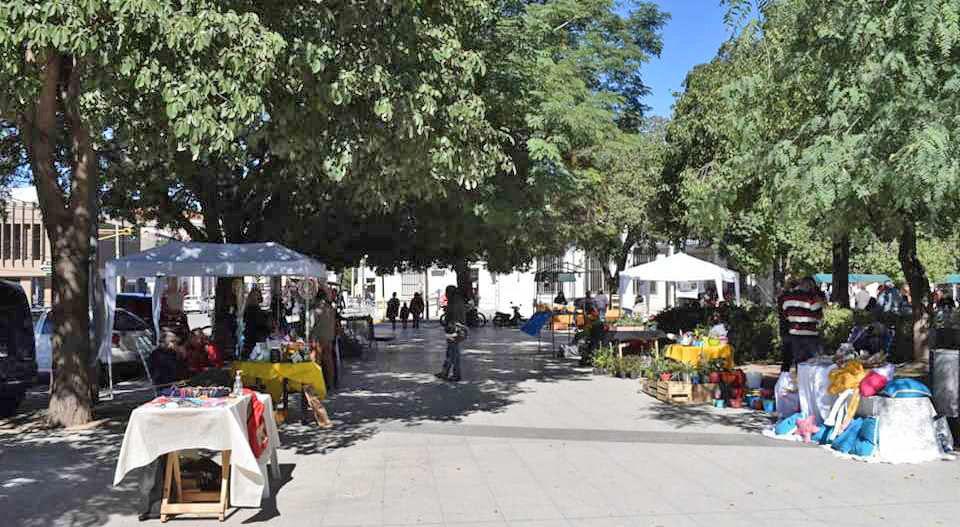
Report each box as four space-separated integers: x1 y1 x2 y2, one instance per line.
34 308 155 375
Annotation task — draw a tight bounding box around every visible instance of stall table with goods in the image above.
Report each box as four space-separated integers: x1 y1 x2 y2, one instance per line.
665 341 734 370
606 327 665 358
235 341 329 427
113 386 280 522
765 346 956 464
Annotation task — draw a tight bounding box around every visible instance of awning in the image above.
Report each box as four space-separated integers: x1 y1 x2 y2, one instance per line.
814 273 891 285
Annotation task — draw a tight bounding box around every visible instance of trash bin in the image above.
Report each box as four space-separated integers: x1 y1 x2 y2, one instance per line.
931 349 959 418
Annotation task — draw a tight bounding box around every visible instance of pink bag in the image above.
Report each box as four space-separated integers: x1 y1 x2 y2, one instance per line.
860 371 888 397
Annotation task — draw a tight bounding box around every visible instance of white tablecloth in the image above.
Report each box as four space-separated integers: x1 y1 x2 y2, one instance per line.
798 361 838 424
113 393 280 507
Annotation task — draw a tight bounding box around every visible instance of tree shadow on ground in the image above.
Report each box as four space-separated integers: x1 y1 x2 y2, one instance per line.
280 325 591 455
0 326 584 525
0 388 153 527
642 399 777 433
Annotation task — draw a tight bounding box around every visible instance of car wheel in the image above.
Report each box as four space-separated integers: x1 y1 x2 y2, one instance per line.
0 396 22 418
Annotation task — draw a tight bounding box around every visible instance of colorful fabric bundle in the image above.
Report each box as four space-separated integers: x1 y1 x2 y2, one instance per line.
859 371 888 397
831 417 865 454
851 417 879 457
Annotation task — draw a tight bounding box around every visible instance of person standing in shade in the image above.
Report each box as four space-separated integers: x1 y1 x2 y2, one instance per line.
780 276 825 366
594 290 609 320
436 285 466 382
312 289 338 390
399 302 410 329
386 292 400 330
554 290 567 306
410 292 425 328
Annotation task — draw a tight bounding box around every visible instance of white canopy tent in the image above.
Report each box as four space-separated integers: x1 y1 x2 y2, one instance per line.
618 252 741 308
100 241 327 396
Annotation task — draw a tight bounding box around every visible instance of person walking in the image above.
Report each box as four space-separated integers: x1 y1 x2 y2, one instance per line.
436 285 466 382
386 292 400 330
410 292 425 328
780 276 825 367
878 281 901 313
399 302 410 329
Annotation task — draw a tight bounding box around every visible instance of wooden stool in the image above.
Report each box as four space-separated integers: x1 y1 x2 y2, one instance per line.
159 450 231 522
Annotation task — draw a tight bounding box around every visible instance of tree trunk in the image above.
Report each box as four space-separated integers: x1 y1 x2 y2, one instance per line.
23 52 97 427
831 233 850 307
453 259 472 301
773 246 786 295
48 233 95 427
898 222 931 364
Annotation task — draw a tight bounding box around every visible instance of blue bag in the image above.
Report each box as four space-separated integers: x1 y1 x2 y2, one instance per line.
775 413 801 436
881 378 931 398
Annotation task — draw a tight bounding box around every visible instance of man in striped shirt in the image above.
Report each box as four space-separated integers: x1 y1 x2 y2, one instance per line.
780 276 825 366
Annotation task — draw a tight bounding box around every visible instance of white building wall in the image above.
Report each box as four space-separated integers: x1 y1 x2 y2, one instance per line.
353 243 744 321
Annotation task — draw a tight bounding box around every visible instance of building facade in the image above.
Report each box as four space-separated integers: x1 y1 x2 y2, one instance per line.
0 195 52 307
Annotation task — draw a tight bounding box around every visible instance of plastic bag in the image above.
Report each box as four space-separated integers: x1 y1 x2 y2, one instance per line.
934 416 955 453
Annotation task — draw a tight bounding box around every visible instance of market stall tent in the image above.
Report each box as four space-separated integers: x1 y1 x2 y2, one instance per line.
100 241 327 395
617 252 740 308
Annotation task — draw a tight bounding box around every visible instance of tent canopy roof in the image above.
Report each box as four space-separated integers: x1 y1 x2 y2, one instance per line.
942 274 960 285
813 273 891 285
620 252 738 283
105 241 326 278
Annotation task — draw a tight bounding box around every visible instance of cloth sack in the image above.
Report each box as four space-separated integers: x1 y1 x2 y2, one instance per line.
798 362 838 424
860 371 888 397
775 372 801 417
882 378 932 398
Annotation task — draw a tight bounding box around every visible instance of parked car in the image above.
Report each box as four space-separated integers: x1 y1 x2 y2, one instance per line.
0 280 37 417
34 307 155 381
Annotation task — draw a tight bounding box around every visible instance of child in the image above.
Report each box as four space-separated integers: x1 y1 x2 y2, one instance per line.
400 302 410 329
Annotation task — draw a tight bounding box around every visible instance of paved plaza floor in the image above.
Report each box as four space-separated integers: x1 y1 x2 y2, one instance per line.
2 323 958 526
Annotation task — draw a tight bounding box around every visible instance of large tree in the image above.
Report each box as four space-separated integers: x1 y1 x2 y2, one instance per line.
0 2 285 426
678 0 960 361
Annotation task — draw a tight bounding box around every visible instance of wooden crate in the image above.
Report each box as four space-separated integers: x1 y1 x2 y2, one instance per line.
640 379 659 398
656 381 693 404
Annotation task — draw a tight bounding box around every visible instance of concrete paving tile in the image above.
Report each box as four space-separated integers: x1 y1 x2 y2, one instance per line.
567 515 699 527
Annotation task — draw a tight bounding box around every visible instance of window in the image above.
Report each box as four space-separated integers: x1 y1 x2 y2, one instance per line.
536 256 561 296
32 224 42 260
12 223 21 261
2 223 10 259
401 271 421 297
21 224 29 260
585 254 607 293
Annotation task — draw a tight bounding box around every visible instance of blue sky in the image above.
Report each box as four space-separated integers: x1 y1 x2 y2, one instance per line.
634 0 731 117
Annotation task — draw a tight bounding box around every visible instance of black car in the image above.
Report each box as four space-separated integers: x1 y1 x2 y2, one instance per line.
0 280 37 416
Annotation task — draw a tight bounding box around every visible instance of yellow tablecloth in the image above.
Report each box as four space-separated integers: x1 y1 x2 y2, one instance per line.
665 343 734 369
232 361 327 403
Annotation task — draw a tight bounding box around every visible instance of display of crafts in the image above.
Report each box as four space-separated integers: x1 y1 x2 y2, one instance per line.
249 338 311 363
161 385 232 398
147 391 233 409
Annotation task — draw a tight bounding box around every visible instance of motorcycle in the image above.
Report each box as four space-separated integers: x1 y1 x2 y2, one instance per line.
492 304 525 327
440 303 487 328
